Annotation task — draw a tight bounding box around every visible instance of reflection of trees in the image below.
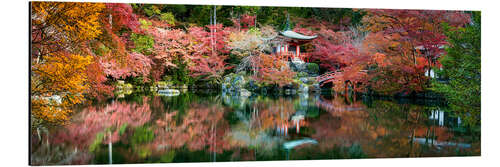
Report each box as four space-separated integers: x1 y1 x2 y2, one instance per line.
31 93 480 164
228 98 295 156
31 97 152 165
308 97 479 158
154 103 230 156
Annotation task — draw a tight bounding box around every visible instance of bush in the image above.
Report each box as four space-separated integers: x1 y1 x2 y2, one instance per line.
130 33 154 55
306 63 319 74
296 72 309 78
160 12 176 25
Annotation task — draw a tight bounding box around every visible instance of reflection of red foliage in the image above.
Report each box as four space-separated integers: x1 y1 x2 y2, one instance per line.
154 104 231 153
52 97 152 148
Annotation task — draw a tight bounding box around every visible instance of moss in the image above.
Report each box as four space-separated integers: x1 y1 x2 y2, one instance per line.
296 72 309 78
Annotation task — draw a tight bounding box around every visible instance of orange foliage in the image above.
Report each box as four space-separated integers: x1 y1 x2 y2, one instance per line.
253 54 295 87
31 2 105 57
31 52 93 123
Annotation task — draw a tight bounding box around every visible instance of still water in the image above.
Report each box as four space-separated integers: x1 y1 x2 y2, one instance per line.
30 91 480 165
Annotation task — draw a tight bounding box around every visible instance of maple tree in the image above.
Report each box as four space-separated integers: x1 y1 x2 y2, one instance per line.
253 54 296 87
31 2 105 60
185 24 233 83
359 10 470 94
31 52 93 123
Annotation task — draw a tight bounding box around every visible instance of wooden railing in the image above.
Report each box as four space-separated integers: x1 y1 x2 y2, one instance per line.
316 71 336 83
275 52 312 62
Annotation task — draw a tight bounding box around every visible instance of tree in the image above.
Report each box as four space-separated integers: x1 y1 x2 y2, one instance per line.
307 26 371 93
433 12 480 127
31 2 108 123
94 3 154 83
31 52 92 124
253 54 296 87
186 24 233 84
31 2 105 60
360 10 470 95
228 26 276 73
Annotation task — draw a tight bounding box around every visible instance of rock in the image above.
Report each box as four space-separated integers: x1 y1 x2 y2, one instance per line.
158 89 180 96
240 89 251 97
312 83 320 91
299 77 309 83
299 83 309 93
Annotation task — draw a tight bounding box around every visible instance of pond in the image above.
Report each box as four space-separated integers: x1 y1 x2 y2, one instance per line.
30 91 480 165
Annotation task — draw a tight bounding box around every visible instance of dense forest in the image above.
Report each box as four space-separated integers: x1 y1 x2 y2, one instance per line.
30 2 480 128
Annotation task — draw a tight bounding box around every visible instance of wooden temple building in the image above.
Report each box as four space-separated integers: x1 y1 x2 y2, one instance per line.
271 15 317 63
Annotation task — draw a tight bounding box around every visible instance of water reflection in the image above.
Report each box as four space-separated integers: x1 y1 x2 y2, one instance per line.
30 92 480 165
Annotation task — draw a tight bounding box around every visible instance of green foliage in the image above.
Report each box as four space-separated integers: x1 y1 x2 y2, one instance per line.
125 76 147 87
164 59 194 86
89 132 105 152
432 12 480 127
94 44 110 57
347 143 366 158
247 27 261 35
130 33 154 55
159 150 176 163
296 72 309 78
144 5 161 17
118 123 128 135
160 12 176 25
139 19 152 30
131 126 155 145
306 63 319 74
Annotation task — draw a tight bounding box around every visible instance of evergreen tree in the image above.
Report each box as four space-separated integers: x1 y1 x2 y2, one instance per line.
433 11 481 127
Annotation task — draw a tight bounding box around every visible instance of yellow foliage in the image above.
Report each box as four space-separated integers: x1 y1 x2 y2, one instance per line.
32 2 105 44
31 52 93 124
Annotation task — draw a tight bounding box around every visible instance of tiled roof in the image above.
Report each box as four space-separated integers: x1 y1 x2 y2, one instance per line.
279 30 317 40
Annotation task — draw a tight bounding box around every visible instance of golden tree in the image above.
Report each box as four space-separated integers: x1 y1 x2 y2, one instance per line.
31 2 105 124
31 2 105 59
31 52 93 124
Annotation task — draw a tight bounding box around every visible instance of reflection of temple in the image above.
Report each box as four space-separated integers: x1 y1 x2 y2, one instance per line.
275 112 307 137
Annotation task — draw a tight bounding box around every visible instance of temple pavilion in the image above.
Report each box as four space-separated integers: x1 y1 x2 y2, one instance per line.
271 15 317 63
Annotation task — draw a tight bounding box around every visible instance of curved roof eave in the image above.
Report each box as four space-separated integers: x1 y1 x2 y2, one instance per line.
279 30 318 40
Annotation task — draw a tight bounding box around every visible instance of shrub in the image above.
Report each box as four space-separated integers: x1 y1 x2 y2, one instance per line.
130 33 154 55
307 63 319 74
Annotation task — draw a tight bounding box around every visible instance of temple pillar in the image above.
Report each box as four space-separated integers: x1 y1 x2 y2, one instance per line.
285 44 288 55
296 45 300 60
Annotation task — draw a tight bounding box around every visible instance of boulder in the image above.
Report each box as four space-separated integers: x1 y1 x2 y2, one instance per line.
240 89 251 97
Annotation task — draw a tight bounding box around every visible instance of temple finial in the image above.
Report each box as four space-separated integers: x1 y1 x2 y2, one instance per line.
285 13 290 31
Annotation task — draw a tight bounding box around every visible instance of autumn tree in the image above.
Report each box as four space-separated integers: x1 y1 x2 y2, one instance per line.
360 10 470 95
228 25 276 73
31 2 105 61
31 52 93 124
185 24 233 84
253 54 296 87
31 2 105 123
